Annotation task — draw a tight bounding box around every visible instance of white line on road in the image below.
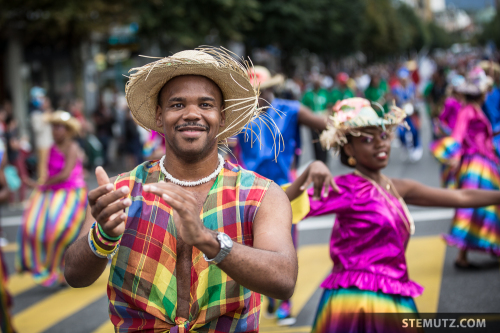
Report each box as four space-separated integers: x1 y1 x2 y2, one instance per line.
1 209 456 230
1 215 23 227
297 209 455 231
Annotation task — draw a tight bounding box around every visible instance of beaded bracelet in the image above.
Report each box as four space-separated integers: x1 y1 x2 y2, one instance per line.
90 223 117 255
87 229 106 259
95 223 120 247
88 223 119 259
97 222 122 241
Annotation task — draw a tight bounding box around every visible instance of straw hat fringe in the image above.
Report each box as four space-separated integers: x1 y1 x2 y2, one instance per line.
125 46 282 158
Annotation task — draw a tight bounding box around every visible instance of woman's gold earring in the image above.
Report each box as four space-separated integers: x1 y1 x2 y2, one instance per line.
348 156 357 166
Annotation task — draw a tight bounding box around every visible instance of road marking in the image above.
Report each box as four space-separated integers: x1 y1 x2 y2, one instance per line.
402 235 446 312
298 209 455 231
1 242 18 253
1 215 22 227
291 244 330 317
13 267 110 333
7 272 37 296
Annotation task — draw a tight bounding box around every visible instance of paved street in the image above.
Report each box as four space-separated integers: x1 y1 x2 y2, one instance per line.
1 113 500 333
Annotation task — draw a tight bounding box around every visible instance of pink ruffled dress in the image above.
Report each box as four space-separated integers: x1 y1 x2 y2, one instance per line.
308 173 422 333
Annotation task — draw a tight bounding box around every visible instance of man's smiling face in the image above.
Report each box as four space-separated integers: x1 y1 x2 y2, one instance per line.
156 75 225 160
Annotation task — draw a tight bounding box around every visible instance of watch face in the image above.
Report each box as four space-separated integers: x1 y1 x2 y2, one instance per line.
219 233 232 248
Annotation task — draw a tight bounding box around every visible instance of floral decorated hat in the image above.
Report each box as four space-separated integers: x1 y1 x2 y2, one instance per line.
319 97 406 150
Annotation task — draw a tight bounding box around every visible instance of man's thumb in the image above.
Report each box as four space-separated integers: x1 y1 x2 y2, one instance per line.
95 166 110 186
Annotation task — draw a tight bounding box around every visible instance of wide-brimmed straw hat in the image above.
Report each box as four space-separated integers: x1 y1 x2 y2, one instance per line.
125 47 267 141
248 66 285 90
319 97 406 151
45 111 81 136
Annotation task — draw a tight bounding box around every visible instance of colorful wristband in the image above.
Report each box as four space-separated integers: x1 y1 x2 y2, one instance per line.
88 229 106 259
97 222 122 241
95 223 120 247
90 223 118 255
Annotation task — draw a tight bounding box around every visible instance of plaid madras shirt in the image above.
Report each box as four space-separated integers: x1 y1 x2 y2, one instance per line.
108 160 271 333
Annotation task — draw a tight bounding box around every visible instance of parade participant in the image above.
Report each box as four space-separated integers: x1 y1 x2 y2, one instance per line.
285 97 500 333
330 72 354 105
392 67 422 162
64 48 298 333
0 141 16 333
16 111 87 286
364 72 389 114
302 74 330 163
237 65 329 324
432 74 464 187
431 73 500 268
482 64 500 156
423 67 448 139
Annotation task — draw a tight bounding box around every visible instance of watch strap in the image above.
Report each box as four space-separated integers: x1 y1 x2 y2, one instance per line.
203 232 233 265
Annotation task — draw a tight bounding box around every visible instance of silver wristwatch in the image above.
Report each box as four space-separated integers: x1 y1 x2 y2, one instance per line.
203 232 233 265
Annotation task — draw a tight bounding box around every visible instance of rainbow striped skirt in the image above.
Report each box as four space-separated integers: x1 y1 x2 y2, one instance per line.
431 136 500 255
311 287 422 333
443 153 500 255
16 187 87 286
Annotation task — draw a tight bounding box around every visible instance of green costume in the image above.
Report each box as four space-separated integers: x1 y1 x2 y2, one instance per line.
301 89 330 113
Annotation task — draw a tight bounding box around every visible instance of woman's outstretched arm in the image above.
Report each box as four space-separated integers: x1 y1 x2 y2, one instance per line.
393 178 500 208
285 161 338 202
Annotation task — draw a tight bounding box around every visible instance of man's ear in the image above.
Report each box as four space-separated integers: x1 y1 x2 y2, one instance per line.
219 104 226 128
155 105 163 128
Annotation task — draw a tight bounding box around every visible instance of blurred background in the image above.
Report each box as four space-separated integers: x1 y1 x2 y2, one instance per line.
1 1 500 332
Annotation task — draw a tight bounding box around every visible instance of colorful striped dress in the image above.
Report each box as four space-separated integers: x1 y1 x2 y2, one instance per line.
16 145 87 286
108 160 271 332
305 174 422 333
431 104 500 255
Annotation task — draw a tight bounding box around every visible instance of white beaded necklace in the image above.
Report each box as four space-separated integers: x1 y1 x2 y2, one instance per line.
159 154 224 187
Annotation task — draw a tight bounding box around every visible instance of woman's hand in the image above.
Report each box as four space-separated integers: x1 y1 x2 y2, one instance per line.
300 161 339 200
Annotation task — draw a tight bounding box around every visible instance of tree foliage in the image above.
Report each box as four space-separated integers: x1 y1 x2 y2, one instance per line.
245 0 364 58
481 9 500 47
131 0 260 48
0 0 457 60
0 0 126 45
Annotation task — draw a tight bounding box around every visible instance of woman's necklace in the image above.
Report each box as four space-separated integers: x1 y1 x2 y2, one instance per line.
159 154 224 187
354 170 415 235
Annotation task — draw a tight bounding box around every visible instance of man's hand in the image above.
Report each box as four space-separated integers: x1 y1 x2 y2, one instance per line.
143 181 209 246
88 167 131 238
300 161 339 200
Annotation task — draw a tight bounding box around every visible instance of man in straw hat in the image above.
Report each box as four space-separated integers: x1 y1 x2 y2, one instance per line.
64 47 299 332
236 66 331 325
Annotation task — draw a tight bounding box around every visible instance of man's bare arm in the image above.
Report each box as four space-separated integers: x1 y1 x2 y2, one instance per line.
297 105 328 132
215 183 297 299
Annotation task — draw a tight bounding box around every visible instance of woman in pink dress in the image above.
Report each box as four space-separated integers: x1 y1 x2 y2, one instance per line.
431 72 500 268
285 98 500 333
16 111 87 286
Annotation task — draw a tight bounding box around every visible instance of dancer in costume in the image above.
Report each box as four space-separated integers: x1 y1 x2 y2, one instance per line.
16 111 87 286
284 97 500 333
431 71 500 268
237 66 330 324
0 141 16 333
64 48 298 332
